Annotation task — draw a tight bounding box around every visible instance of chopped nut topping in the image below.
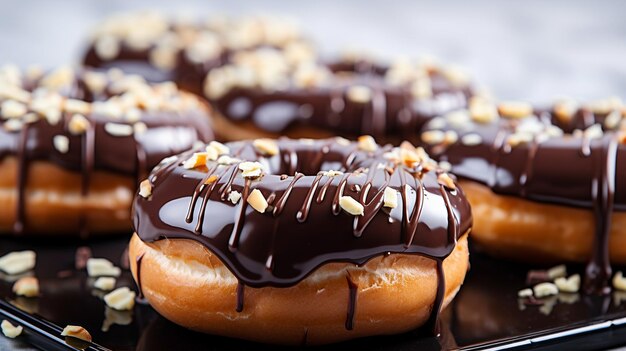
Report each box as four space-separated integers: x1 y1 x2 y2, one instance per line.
583 124 603 140
1 320 23 338
93 101 123 119
94 277 116 291
0 251 36 275
323 170 343 177
150 45 178 70
427 116 447 130
239 161 264 178
95 35 121 60
247 189 268 213
439 161 452 172
40 66 74 91
104 287 136 311
83 71 108 95
253 138 279 156
228 190 242 204
339 196 364 216
86 258 121 277
613 271 626 291
533 282 558 298
518 288 533 298
443 130 459 145
584 96 623 115
217 155 241 165
133 122 148 135
547 264 567 279
554 99 578 122
335 137 351 146
68 114 90 135
383 187 397 209
604 109 623 130
346 85 372 104
442 64 470 87
61 325 92 342
461 133 482 146
437 173 456 190
506 132 533 147
421 130 445 145
64 99 91 115
183 152 209 169
470 97 498 123
498 101 533 119
445 110 470 128
207 141 229 156
1 100 27 119
3 119 23 132
104 122 134 137
138 179 152 198
410 78 432 99
554 274 580 293
357 135 377 152
12 277 39 297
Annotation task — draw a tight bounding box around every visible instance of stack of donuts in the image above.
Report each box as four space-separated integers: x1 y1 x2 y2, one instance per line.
0 9 623 347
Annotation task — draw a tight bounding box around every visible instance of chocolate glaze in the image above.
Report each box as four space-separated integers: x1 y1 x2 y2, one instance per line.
132 137 472 333
421 106 625 294
0 69 214 236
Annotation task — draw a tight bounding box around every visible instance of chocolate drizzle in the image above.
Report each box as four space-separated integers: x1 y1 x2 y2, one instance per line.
0 68 213 235
132 137 472 332
422 106 625 294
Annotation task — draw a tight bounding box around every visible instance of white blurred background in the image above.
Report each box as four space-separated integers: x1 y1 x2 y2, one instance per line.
0 0 625 103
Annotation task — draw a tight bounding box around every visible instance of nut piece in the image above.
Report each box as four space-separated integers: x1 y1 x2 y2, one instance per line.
498 101 533 119
346 85 372 103
86 258 121 277
94 277 116 291
138 179 152 198
613 271 626 291
554 274 580 293
533 282 558 298
1 100 27 119
461 133 482 146
104 122 134 137
518 288 533 298
64 99 91 115
53 135 70 154
247 189 268 213
583 124 603 140
0 250 36 275
437 173 456 190
339 196 364 216
469 97 498 123
421 130 445 145
207 141 230 156
183 152 209 169
357 135 377 152
253 138 279 156
383 187 397 209
217 155 241 165
323 170 343 177
104 287 136 311
1 320 23 339
547 264 567 279
68 114 90 135
239 161 264 178
228 190 242 205
61 325 92 342
12 277 39 297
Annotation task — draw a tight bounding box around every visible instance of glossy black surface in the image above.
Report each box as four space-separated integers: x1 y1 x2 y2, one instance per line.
2 236 626 350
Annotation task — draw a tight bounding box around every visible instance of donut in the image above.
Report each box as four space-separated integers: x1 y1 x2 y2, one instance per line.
129 136 472 345
83 12 473 143
0 64 213 236
418 96 626 293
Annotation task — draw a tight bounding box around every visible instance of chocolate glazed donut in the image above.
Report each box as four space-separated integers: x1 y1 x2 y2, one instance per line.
0 65 213 236
129 137 472 345
419 96 626 294
82 12 473 142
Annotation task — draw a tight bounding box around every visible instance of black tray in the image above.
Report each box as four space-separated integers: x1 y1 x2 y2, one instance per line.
1 236 626 351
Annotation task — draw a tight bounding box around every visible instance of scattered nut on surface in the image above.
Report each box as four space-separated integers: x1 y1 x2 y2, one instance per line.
1 100 27 119
498 101 533 119
437 173 456 190
228 190 242 205
253 138 279 156
61 325 92 342
138 179 152 198
86 258 121 277
68 114 90 135
383 187 397 209
583 124 603 140
323 170 343 177
104 122 134 137
339 196 364 216
207 141 230 156
469 97 498 123
547 264 567 279
183 152 209 169
533 282 558 298
461 133 482 146
613 271 626 291
104 287 136 311
247 189 268 213
217 155 241 165
239 161 264 178
554 274 580 293
64 99 91 115
53 135 70 154
518 288 533 298
1 320 23 338
421 130 445 145
0 250 36 275
346 85 372 103
357 135 377 152
94 277 116 291
12 277 39 297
